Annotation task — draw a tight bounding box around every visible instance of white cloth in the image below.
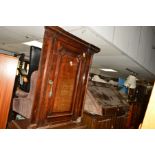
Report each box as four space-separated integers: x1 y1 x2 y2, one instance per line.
92 75 107 83
124 75 136 89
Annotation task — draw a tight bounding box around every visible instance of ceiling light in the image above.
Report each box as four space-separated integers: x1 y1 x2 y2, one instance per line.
23 40 42 48
100 68 118 72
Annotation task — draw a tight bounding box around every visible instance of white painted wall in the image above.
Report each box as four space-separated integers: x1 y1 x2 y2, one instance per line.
149 50 155 74
90 26 115 42
90 26 155 75
137 27 153 67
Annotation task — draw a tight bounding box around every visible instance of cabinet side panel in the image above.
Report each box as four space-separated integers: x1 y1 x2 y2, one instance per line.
0 54 18 128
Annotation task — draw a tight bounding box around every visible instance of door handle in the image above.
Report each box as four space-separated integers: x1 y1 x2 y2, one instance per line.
49 80 53 97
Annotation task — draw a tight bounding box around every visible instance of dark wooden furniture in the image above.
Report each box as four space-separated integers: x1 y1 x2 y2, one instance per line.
9 26 100 129
126 84 152 128
16 47 41 92
29 46 41 79
82 81 129 129
24 46 41 92
0 54 18 128
82 111 128 129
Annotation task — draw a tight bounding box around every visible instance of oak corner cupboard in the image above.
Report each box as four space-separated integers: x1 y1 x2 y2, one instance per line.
10 26 100 129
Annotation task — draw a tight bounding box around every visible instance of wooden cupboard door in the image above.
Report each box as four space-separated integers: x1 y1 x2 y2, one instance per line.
0 54 18 128
52 54 79 112
46 40 86 122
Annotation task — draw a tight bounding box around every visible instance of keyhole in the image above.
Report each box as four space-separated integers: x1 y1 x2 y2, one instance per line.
70 61 73 66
